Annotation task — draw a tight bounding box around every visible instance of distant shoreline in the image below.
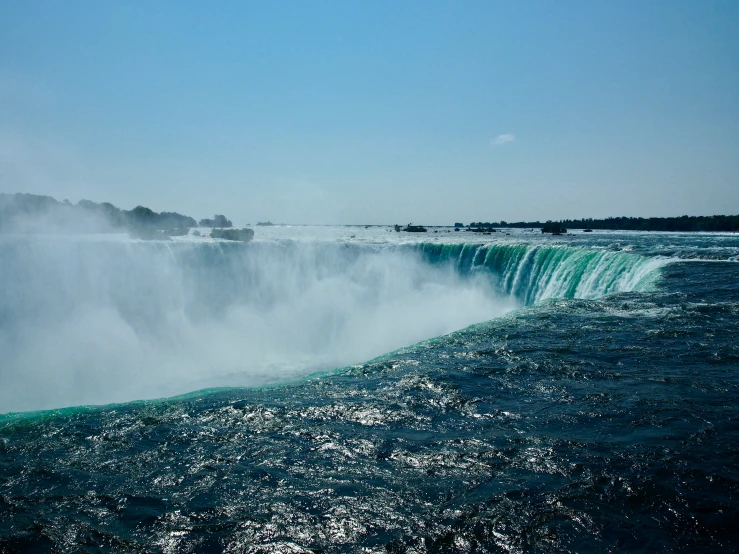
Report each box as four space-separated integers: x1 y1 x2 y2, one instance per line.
2 192 737 233
0 193 237 238
462 215 739 233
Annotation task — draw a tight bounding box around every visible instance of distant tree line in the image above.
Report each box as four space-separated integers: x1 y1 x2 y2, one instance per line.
465 215 739 232
199 215 232 228
540 221 568 234
558 215 739 232
0 193 202 234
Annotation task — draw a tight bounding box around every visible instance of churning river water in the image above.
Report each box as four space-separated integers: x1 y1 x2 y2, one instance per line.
1 227 738 552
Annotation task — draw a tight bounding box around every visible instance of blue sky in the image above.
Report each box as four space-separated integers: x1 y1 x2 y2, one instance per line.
1 1 738 224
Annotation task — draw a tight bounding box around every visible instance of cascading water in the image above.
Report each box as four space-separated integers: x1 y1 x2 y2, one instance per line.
414 242 668 304
2 230 737 553
0 235 668 413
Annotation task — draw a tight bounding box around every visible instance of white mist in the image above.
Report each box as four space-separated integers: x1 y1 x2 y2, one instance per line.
0 237 517 413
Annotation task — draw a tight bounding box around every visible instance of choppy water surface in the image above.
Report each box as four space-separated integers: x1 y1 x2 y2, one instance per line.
1 228 738 552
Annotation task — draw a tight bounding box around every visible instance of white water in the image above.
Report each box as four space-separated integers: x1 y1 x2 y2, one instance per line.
0 235 516 413
0 227 676 413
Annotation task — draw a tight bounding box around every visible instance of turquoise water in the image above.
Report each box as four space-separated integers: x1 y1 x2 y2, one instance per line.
1 228 738 551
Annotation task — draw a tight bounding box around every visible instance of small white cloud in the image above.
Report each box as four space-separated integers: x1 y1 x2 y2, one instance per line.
492 133 515 146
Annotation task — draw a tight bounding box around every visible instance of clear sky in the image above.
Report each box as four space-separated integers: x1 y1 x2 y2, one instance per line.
1 1 738 225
